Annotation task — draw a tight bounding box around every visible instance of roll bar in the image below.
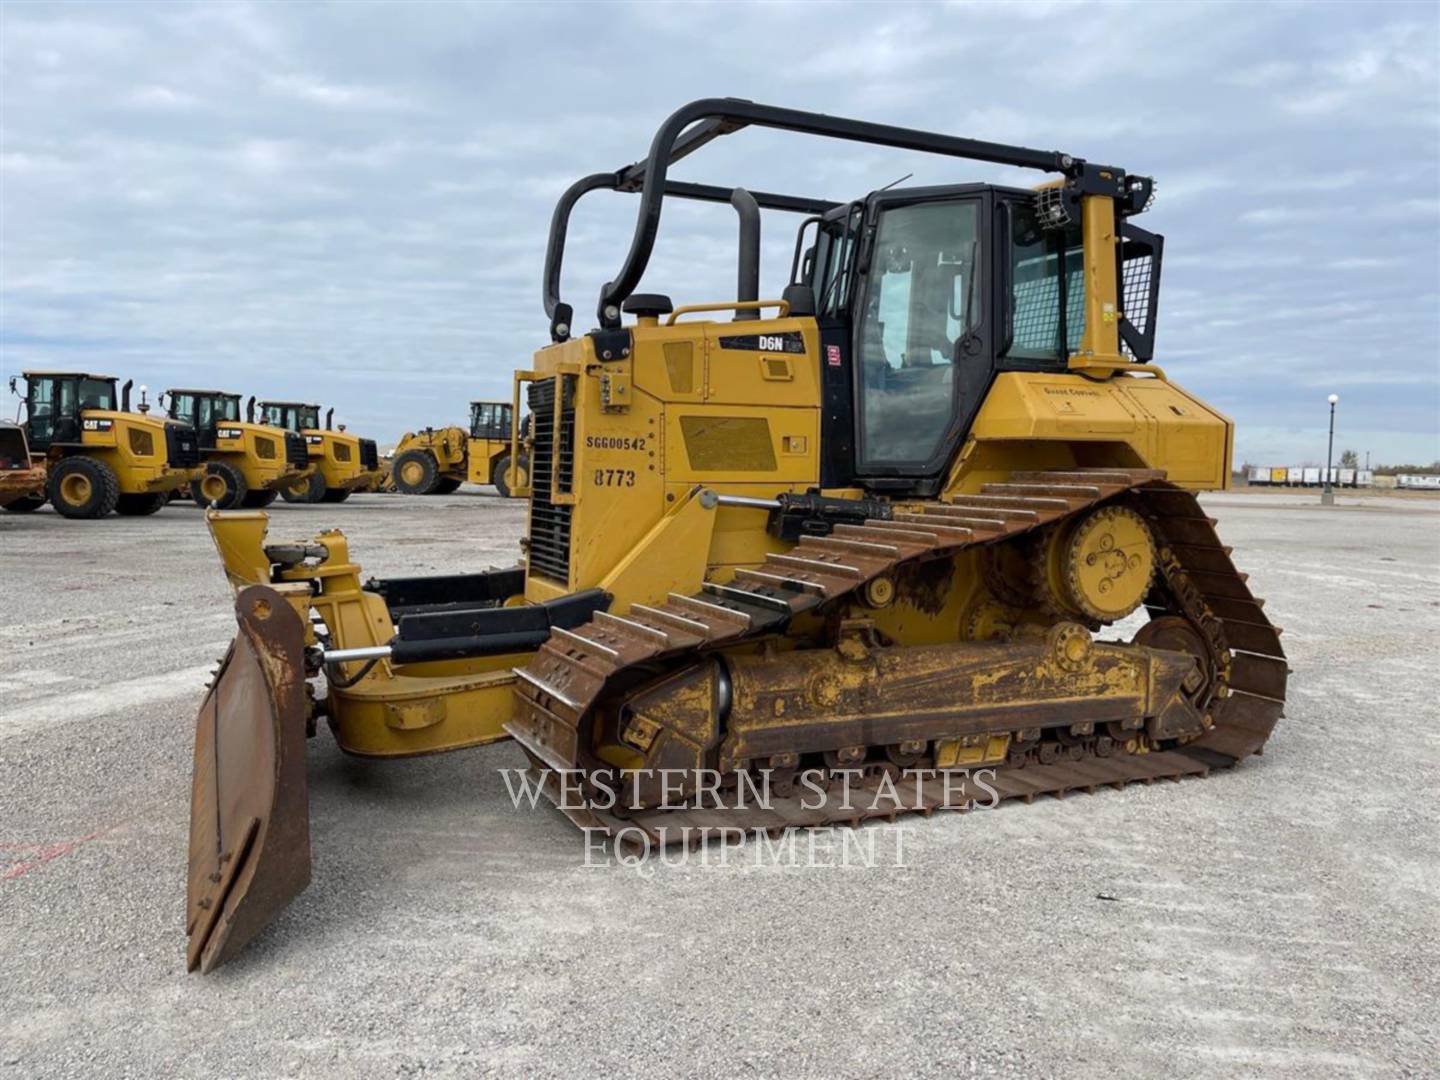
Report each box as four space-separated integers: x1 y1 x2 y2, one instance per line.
545 97 1145 338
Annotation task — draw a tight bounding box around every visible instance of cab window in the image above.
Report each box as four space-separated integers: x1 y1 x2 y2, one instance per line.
1006 205 1085 360
855 199 980 468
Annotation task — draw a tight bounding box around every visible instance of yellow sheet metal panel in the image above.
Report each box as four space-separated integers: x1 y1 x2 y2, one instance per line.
966 372 1231 491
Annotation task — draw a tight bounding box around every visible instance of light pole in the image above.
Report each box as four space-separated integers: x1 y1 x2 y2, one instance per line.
1322 393 1338 506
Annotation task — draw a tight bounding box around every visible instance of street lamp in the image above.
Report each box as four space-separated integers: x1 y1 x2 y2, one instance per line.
1322 393 1339 505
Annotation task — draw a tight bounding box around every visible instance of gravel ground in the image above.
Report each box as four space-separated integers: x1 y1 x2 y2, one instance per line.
1 488 1437 1078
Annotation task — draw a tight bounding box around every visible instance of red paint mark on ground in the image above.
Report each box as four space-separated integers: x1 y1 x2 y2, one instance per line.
1 829 110 881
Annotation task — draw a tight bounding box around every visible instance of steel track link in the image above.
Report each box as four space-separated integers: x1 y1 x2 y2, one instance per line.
506 469 1287 846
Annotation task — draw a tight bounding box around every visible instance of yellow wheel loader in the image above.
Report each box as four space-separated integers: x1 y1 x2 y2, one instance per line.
0 421 47 510
390 401 529 497
188 99 1286 973
160 390 311 510
7 372 199 518
255 401 383 504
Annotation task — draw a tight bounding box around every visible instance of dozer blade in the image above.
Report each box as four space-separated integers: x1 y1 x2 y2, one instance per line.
186 585 311 974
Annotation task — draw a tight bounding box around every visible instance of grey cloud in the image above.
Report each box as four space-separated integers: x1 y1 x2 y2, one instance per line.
1 0 1436 464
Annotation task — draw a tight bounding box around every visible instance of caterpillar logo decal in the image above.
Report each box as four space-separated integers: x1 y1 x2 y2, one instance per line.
306 434 324 445
717 331 806 355
82 418 114 432
217 426 244 440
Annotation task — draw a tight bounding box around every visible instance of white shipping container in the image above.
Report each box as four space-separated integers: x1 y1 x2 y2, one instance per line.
1339 468 1356 486
1303 467 1321 485
1398 474 1440 490
1247 466 1269 484
1288 467 1304 484
1357 469 1373 487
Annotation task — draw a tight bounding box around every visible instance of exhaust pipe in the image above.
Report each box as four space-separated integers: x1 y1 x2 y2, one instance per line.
246 396 255 423
731 187 760 321
325 408 333 430
121 379 133 411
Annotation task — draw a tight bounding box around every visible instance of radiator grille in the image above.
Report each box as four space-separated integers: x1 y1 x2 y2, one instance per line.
334 441 352 463
284 430 308 468
165 423 200 468
526 376 575 584
359 438 378 471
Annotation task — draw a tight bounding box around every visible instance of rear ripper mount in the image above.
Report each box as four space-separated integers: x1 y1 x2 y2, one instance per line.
507 471 1287 846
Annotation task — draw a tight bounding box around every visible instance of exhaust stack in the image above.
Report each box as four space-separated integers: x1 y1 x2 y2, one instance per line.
730 187 760 321
121 379 133 412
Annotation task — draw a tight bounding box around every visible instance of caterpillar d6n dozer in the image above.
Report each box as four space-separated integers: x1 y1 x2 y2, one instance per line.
388 400 529 497
254 400 383 504
160 390 311 509
7 372 199 518
188 99 1287 973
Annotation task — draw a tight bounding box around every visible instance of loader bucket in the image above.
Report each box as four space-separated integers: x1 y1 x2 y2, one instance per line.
186 585 311 974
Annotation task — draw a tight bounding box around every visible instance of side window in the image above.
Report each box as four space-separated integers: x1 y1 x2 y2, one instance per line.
855 199 980 468
1006 205 1085 361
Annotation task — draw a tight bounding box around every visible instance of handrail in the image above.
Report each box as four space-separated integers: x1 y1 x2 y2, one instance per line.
663 299 790 325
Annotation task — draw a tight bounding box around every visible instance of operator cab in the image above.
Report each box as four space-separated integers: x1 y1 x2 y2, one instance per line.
470 401 513 441
259 402 321 433
794 184 1102 488
13 371 119 451
165 390 241 449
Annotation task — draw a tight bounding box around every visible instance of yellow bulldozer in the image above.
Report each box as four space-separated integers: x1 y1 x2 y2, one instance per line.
253 400 383 504
389 400 529 497
159 389 312 509
187 99 1287 973
5 371 199 518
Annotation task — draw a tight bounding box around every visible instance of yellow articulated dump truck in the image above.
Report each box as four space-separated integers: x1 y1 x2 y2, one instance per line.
254 401 383 504
160 389 311 509
389 400 529 497
187 99 1286 973
6 371 198 518
0 421 47 510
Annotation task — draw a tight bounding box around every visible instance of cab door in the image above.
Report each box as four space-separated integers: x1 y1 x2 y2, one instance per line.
849 188 992 488
25 376 78 450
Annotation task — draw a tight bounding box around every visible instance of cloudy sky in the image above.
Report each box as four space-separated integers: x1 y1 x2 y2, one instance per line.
2 0 1437 466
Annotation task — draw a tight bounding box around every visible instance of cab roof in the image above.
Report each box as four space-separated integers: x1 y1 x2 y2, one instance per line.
168 388 239 397
21 370 117 380
258 400 320 409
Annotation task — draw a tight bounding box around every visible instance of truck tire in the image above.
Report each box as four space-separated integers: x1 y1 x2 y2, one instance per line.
191 461 248 510
491 453 528 498
431 477 462 494
116 492 168 516
280 471 326 504
2 494 46 513
241 489 279 508
48 457 120 519
320 487 351 503
392 449 439 495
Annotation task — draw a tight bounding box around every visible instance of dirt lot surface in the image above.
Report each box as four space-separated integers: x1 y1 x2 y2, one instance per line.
2 488 1436 1077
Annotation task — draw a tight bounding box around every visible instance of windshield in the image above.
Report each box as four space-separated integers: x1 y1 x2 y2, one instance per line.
854 198 980 468
297 406 320 430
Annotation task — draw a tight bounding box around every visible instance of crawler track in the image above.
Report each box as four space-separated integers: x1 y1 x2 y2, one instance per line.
507 469 1287 844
